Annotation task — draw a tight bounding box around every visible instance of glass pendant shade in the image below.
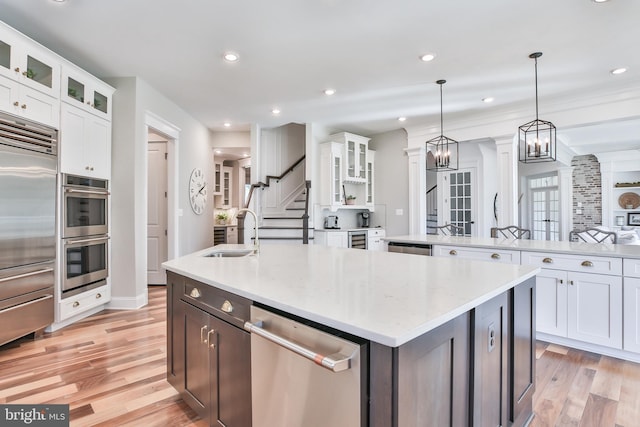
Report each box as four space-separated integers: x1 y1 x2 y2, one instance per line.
519 52 556 163
426 80 459 172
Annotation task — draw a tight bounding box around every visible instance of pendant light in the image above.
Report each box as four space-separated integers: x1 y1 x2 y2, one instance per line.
518 52 556 163
426 80 459 172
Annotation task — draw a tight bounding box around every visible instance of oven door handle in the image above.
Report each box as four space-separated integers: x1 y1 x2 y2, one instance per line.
65 188 110 196
65 236 110 245
0 268 54 283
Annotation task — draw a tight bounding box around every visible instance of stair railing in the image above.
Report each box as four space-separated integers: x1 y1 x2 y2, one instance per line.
426 184 437 233
238 155 310 244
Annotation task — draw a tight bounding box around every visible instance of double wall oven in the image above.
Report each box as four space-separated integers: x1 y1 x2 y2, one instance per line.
61 174 109 297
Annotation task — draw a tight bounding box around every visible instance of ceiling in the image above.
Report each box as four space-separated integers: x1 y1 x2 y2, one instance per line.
1 0 639 149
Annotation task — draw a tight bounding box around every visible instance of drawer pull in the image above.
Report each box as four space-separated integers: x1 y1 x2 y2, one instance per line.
96 293 102 299
449 250 457 256
542 257 553 264
190 288 202 298
491 253 501 260
221 300 234 313
559 279 564 284
201 325 208 344
73 301 80 308
581 260 594 267
570 280 575 286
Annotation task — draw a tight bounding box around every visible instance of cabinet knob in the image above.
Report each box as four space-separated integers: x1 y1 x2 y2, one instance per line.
570 280 575 286
542 257 553 264
22 71 27 77
13 101 19 107
14 67 20 73
491 253 501 260
21 104 27 109
221 300 234 313
190 288 202 298
73 301 80 308
207 329 216 349
581 260 594 267
96 293 102 299
559 279 564 284
449 250 457 256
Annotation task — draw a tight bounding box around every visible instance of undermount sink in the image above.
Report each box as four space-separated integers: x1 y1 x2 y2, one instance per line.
204 248 254 258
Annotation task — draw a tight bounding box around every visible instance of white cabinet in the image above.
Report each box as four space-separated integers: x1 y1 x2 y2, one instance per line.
368 228 385 251
432 245 521 264
329 132 369 183
226 226 238 244
315 230 348 248
59 283 110 321
523 251 623 349
214 161 223 195
60 103 111 179
61 65 113 119
366 150 375 206
215 166 233 208
0 74 59 127
319 142 344 208
0 24 60 98
624 277 640 353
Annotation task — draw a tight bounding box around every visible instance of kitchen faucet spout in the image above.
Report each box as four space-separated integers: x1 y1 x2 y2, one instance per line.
237 208 259 254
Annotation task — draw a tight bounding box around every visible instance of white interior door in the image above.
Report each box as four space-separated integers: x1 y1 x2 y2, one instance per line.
529 175 560 241
147 141 168 284
442 168 477 236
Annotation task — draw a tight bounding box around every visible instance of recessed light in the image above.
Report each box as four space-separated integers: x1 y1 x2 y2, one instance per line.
223 52 239 62
592 0 609 3
52 0 67 2
324 88 336 96
420 53 436 62
271 108 281 115
223 122 231 127
215 150 222 154
242 153 249 157
610 67 627 75
398 117 407 122
482 97 495 103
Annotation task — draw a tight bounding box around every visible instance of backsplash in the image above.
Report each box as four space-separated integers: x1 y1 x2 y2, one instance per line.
572 154 602 229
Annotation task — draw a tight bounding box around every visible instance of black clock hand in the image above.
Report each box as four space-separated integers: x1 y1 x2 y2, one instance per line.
198 183 207 194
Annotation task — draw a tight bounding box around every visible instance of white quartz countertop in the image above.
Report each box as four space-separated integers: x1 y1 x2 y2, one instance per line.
383 235 640 259
163 244 538 347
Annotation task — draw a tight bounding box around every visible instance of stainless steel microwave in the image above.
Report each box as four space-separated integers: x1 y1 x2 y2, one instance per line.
62 174 109 238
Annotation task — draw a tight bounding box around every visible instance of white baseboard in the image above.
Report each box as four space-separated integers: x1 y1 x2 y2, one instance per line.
537 332 640 363
107 292 148 310
46 305 106 332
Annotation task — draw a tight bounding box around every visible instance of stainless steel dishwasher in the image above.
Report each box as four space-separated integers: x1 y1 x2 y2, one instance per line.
387 241 432 256
245 306 368 427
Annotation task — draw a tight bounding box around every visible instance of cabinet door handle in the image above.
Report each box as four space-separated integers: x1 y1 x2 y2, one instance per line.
201 325 208 344
449 250 457 256
543 257 553 264
221 300 234 313
570 280 575 286
207 329 216 349
559 279 564 284
491 253 501 260
581 260 594 267
189 288 201 298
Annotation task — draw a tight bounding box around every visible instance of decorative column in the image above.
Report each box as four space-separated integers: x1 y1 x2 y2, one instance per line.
494 136 518 227
557 167 574 241
405 146 427 235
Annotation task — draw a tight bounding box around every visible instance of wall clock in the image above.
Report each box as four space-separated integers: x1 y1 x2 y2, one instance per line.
189 167 207 215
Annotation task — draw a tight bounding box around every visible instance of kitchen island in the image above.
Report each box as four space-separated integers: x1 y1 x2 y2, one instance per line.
163 244 539 427
384 234 640 362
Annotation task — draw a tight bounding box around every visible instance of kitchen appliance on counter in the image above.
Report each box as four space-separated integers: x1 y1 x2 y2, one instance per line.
61 174 109 298
358 211 370 228
0 112 57 346
246 305 368 427
324 215 339 229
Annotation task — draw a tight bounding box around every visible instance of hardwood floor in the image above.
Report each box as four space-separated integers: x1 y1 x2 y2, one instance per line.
2 286 640 426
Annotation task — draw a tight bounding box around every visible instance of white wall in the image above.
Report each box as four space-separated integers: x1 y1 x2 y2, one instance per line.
368 129 409 236
106 76 214 308
210 130 250 148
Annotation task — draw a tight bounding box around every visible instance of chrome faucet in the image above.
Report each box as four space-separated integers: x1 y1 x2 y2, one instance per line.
237 208 259 254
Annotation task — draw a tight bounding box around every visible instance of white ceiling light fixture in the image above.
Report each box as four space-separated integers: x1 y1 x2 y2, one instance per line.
518 52 556 163
482 97 495 103
398 117 407 122
324 88 336 96
223 122 231 127
271 108 281 115
420 53 436 62
592 0 610 3
610 67 627 75
223 52 239 62
425 80 459 172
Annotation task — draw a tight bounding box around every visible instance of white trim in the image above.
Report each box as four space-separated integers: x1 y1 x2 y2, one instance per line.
537 332 640 364
107 292 149 310
46 305 107 332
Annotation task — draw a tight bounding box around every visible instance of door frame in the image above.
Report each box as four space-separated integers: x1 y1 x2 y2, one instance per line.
145 112 180 265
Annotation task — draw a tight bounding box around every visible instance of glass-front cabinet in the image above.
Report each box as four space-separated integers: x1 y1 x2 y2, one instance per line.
327 132 370 184
61 65 113 119
320 142 344 208
0 24 60 98
366 150 375 206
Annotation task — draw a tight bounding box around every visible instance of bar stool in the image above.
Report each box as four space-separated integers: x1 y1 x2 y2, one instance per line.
490 226 531 239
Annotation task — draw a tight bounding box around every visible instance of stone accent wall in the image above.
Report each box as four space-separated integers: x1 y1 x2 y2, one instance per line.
572 154 602 229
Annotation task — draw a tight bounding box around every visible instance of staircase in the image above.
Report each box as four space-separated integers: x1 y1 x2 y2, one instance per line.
426 184 438 235
257 186 315 244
